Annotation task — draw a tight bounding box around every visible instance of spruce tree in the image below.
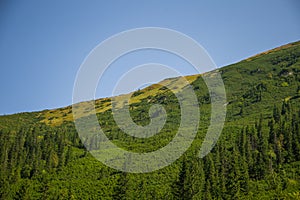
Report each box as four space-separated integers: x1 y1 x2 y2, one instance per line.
113 172 129 200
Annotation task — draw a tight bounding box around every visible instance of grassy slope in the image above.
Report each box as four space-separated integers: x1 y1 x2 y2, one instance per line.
2 41 298 128
1 41 297 127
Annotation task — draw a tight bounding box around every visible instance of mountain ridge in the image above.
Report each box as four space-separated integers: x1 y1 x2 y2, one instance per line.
0 40 299 129
40 40 300 126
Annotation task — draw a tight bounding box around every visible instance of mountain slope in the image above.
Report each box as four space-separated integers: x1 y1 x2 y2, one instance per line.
0 41 300 199
37 41 300 126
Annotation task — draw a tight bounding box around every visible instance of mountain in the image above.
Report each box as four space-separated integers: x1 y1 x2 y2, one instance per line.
0 41 300 199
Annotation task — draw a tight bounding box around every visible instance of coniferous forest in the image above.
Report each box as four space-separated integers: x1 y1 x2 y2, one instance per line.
0 41 300 199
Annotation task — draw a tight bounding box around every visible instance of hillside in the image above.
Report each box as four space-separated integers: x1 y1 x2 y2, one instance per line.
0 41 300 199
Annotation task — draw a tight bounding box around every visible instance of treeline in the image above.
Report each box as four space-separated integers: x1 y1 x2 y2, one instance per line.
0 123 83 199
111 101 300 199
169 101 300 199
0 100 299 199
105 101 300 199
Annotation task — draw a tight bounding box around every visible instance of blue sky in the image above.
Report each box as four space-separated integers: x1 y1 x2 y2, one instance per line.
0 0 299 115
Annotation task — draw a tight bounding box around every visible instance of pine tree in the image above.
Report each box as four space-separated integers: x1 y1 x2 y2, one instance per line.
273 105 280 123
203 180 212 200
283 120 294 163
256 115 268 179
185 158 205 199
291 114 300 160
204 154 217 198
275 134 284 166
172 157 187 199
244 126 254 177
218 140 227 199
239 154 250 194
268 119 276 144
65 146 73 166
113 172 129 200
0 131 9 179
57 133 65 169
226 146 241 198
238 129 250 193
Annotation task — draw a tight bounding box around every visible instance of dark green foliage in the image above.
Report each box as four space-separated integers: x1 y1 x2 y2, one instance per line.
113 172 130 200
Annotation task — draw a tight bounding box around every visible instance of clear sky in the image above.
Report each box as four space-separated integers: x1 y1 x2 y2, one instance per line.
0 0 299 115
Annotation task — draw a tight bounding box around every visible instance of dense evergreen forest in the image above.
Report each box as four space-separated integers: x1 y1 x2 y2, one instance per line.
0 41 300 199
